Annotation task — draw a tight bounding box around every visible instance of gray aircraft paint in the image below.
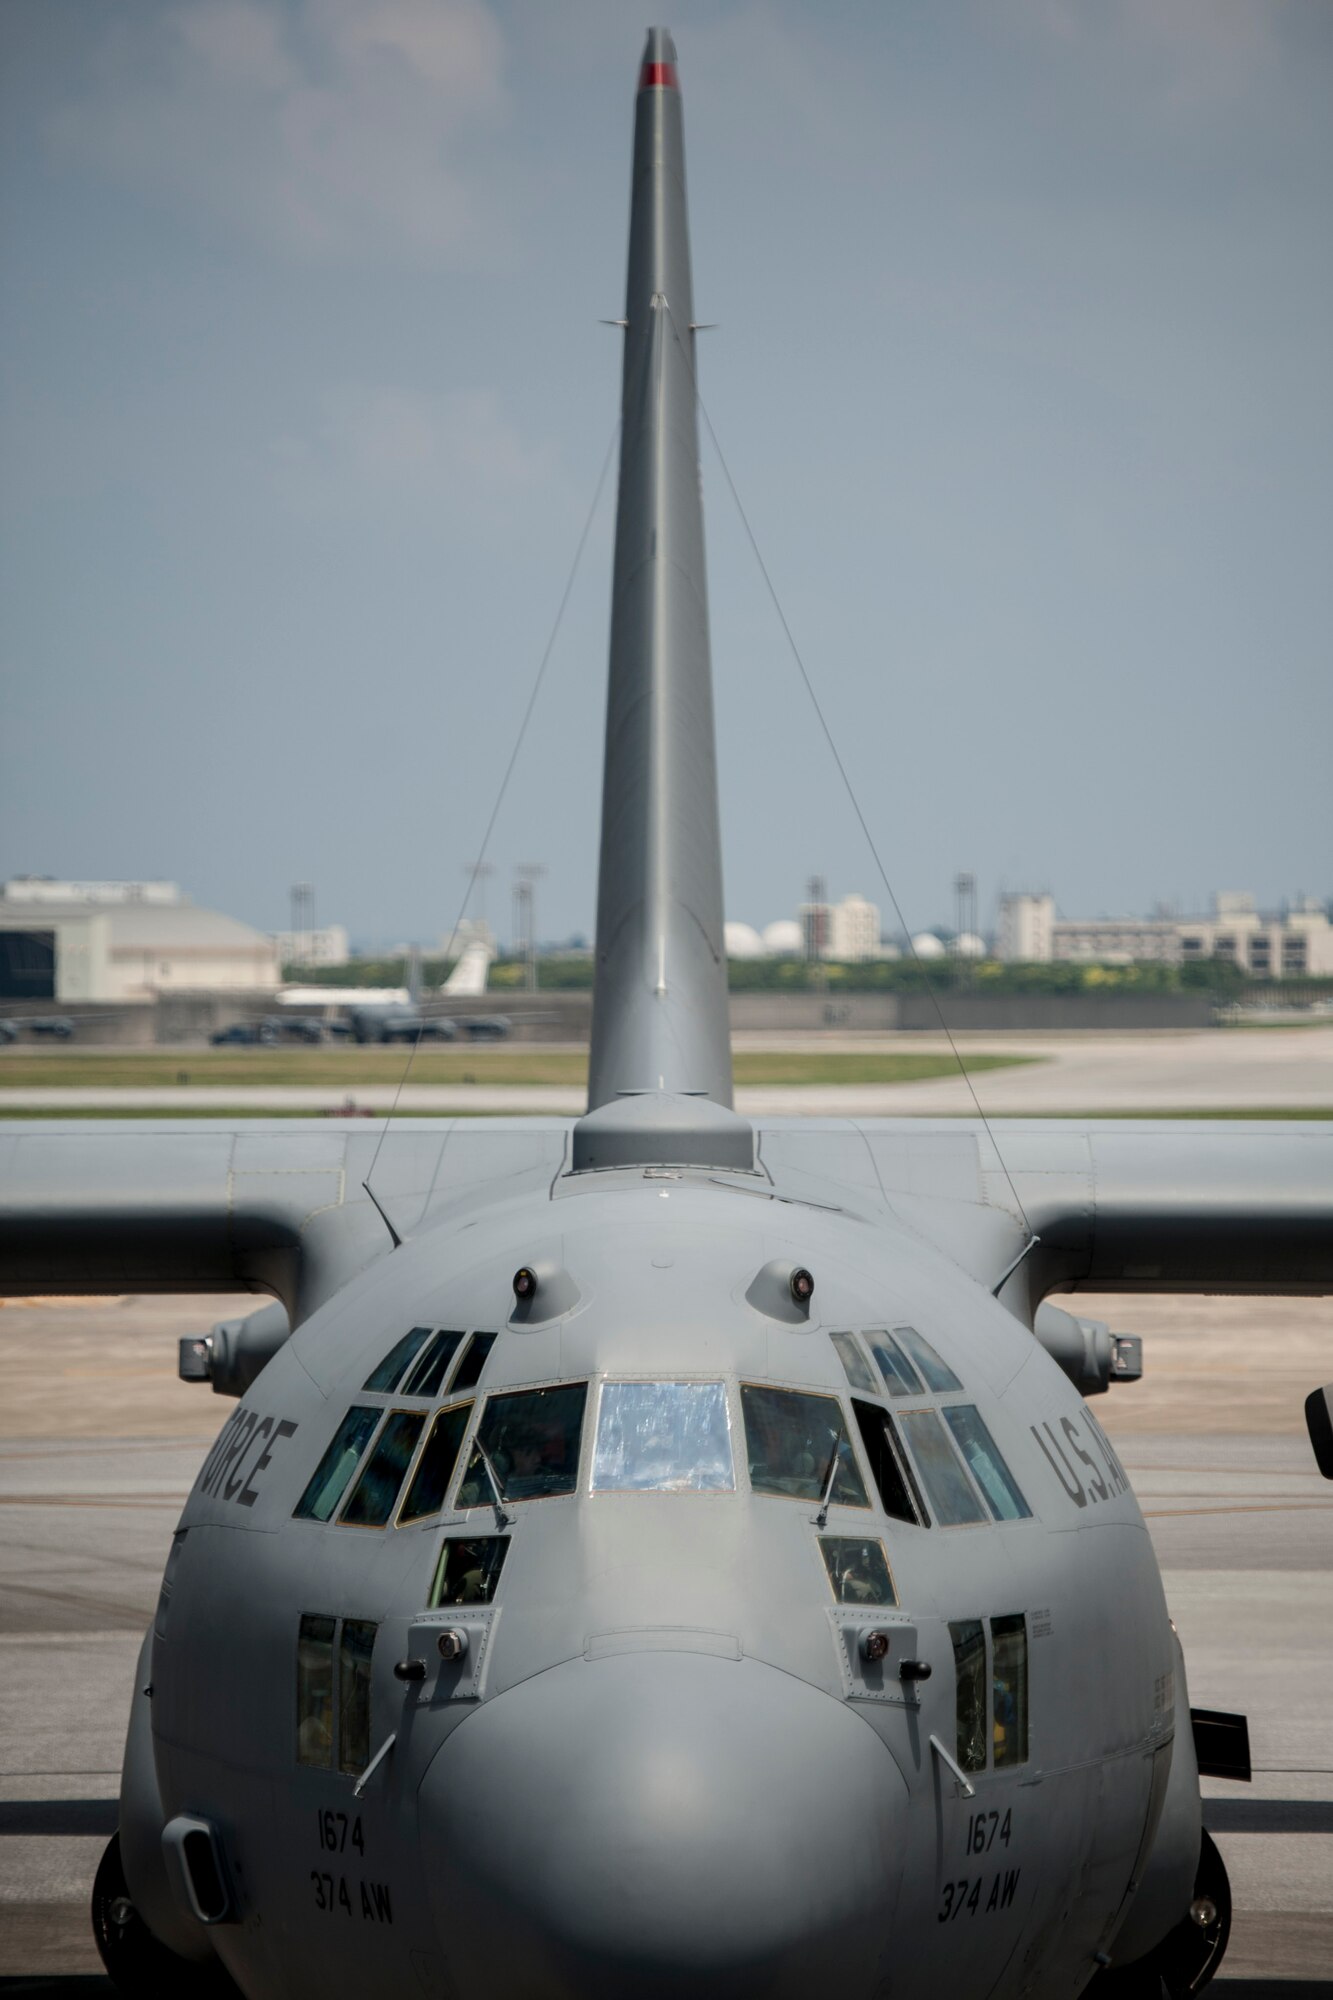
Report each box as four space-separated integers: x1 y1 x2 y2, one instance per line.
1 27 1330 2000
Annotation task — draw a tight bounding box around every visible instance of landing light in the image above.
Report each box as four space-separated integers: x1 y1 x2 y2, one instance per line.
860 1631 891 1663
438 1630 469 1663
790 1267 815 1304
513 1267 538 1301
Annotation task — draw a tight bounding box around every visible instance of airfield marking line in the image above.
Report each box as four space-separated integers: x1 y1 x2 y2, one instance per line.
1142 1502 1333 1518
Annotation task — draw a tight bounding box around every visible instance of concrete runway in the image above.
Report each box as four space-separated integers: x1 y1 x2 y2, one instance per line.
0 1293 1329 1994
2 1026 1331 1117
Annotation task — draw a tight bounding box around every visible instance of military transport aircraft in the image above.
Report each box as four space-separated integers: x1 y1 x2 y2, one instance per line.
344 941 509 1043
2 30 1330 2000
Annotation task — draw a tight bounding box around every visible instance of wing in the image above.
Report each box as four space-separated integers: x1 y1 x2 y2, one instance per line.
0 1119 568 1318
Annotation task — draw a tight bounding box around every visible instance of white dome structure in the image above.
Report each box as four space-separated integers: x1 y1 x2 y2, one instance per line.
911 931 946 960
761 919 804 956
724 921 765 959
953 932 987 959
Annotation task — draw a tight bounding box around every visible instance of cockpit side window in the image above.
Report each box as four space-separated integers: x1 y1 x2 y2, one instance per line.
451 1331 497 1393
592 1382 735 1493
363 1325 433 1393
402 1330 466 1399
294 1406 380 1522
942 1406 1031 1521
829 1332 879 1395
339 1412 426 1527
740 1385 869 1507
950 1619 988 1773
819 1536 897 1606
866 1332 925 1399
398 1402 474 1523
296 1614 336 1767
897 1409 987 1526
894 1326 962 1393
851 1399 927 1526
430 1535 510 1607
457 1382 588 1506
337 1620 377 1775
991 1614 1029 1767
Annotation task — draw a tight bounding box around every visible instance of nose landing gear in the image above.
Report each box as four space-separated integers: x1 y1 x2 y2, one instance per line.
92 1832 240 1996
1095 1829 1232 2000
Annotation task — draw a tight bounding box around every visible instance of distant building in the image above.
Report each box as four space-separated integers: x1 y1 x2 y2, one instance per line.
796 893 882 962
1178 895 1333 979
997 886 1332 978
828 893 881 962
270 924 350 969
997 893 1054 962
0 880 281 1002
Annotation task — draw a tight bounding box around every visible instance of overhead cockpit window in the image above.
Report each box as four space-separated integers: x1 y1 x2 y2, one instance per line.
340 1412 426 1527
457 1383 588 1507
430 1535 510 1607
819 1536 897 1606
294 1406 380 1522
866 1333 925 1399
741 1386 869 1507
942 1406 1031 1522
592 1382 734 1493
894 1326 962 1393
991 1614 1029 1767
830 1332 879 1395
402 1330 466 1399
950 1620 988 1773
296 1614 336 1767
451 1331 497 1393
398 1403 473 1524
851 1399 927 1526
363 1325 433 1393
337 1620 376 1775
897 1410 987 1526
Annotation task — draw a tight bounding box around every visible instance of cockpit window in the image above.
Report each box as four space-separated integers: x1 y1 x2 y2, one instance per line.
819 1536 897 1606
399 1402 474 1524
363 1325 433 1393
340 1412 425 1527
851 1399 927 1525
942 1406 1031 1521
338 1620 376 1775
829 1332 879 1395
296 1614 335 1767
897 1409 986 1526
592 1382 734 1493
991 1615 1029 1766
457 1383 587 1506
740 1385 869 1507
430 1535 510 1606
402 1330 466 1399
866 1332 925 1399
294 1406 380 1522
894 1326 962 1393
950 1620 988 1773
451 1331 496 1393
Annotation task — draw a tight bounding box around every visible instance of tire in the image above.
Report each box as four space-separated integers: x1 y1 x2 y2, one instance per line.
91 1831 241 1996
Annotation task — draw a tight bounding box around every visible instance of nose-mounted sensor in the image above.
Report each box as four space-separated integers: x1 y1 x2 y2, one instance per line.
512 1267 538 1301
790 1267 814 1305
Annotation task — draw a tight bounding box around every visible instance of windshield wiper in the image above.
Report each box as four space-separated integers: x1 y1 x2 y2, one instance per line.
814 1429 843 1528
471 1436 512 1530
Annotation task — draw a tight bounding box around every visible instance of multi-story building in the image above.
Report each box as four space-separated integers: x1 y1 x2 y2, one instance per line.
827 893 882 962
997 893 1054 962
0 879 281 1001
270 925 350 969
1178 896 1333 978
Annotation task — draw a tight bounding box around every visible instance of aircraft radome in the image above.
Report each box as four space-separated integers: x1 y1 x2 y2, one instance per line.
3 28 1330 2000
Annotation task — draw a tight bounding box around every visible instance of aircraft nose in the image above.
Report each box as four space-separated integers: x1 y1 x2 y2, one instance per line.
419 1650 908 1998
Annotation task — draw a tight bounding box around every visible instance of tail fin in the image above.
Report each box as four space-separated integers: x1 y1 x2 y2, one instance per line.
444 940 492 997
575 30 750 1172
406 946 422 1006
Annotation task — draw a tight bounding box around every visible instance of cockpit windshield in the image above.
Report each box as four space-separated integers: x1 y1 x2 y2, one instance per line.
592 1382 735 1493
457 1383 587 1506
741 1385 868 1507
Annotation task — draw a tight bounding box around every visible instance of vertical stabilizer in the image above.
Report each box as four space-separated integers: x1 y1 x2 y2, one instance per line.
576 32 749 1172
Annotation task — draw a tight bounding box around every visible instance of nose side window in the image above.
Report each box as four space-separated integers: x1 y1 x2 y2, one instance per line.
950 1619 988 1774
942 1405 1031 1521
294 1406 381 1522
898 1408 987 1526
991 1614 1029 1767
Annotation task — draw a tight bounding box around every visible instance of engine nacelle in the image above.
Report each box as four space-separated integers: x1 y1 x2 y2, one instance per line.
178 1300 291 1399
1033 1303 1143 1397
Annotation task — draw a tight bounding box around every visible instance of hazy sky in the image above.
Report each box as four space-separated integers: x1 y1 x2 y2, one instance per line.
2 0 1330 950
